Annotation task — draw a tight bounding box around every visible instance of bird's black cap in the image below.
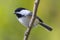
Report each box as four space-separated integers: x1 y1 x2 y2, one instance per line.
15 8 26 12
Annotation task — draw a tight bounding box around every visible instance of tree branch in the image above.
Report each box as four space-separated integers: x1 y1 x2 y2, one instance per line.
24 0 40 40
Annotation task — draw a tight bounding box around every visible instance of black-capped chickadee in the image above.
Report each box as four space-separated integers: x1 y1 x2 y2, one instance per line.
14 8 53 31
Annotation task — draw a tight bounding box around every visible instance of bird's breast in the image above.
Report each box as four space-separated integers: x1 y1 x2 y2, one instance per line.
18 16 39 27
18 17 30 27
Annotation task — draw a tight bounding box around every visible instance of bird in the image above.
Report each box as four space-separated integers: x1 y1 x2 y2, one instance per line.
14 8 53 31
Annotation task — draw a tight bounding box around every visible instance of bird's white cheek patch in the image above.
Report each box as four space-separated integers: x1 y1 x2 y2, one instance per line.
20 10 31 16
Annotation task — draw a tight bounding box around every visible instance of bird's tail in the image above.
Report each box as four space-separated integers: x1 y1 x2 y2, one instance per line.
39 22 53 31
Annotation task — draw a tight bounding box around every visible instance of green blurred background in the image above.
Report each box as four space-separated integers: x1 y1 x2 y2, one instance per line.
0 0 60 40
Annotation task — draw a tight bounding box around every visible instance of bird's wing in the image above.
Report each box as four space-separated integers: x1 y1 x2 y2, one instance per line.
27 12 43 23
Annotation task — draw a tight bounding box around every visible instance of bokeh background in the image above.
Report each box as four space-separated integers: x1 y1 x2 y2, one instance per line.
0 0 60 40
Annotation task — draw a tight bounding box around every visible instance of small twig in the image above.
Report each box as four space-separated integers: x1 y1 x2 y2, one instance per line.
24 0 40 40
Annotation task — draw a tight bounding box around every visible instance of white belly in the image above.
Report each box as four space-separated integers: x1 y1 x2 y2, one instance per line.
18 17 39 27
